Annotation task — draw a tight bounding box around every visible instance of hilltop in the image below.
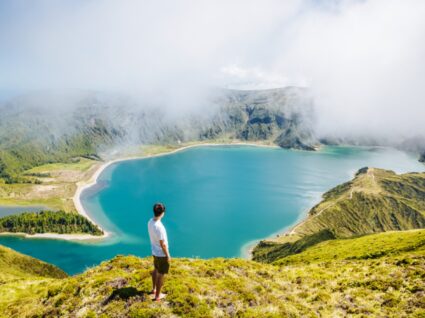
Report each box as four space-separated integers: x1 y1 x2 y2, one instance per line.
0 229 423 317
253 168 425 263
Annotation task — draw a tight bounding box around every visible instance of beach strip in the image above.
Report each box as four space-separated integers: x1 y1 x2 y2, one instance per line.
72 141 279 241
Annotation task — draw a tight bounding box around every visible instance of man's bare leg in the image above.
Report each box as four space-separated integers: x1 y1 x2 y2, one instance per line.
151 269 157 294
155 273 165 300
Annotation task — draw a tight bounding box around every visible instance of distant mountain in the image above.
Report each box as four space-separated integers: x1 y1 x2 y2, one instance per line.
1 87 422 184
253 168 425 263
0 88 317 183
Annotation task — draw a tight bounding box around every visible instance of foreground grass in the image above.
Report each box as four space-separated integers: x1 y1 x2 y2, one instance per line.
275 229 425 265
1 230 424 317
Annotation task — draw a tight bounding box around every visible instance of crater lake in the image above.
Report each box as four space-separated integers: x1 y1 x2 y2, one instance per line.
0 145 423 274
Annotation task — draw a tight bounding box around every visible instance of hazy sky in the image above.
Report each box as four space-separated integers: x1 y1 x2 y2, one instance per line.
1 0 424 139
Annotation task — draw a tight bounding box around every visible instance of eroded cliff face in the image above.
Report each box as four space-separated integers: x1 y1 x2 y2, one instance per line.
0 88 318 182
1 87 422 183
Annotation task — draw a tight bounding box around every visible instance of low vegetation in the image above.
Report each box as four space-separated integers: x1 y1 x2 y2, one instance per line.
0 244 67 316
275 229 425 265
0 210 103 236
0 229 424 317
253 229 336 263
253 168 425 263
0 164 424 317
0 88 318 185
0 156 100 212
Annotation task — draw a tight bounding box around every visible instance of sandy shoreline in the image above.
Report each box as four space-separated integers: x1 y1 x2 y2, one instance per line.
240 184 326 260
71 142 279 242
239 214 308 260
0 231 107 241
0 141 278 242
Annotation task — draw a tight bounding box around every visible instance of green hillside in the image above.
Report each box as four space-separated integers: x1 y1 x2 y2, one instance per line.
0 88 316 184
253 168 425 263
0 229 424 317
275 229 425 265
0 244 67 281
0 245 67 317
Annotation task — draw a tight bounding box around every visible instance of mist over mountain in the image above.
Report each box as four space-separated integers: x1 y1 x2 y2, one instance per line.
0 83 423 184
0 87 319 181
0 0 424 181
1 0 424 149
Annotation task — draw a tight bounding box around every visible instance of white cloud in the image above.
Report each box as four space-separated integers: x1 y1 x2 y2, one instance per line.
0 0 424 140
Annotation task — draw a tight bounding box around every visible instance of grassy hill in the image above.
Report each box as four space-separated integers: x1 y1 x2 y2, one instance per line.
0 244 67 281
0 229 423 317
253 168 425 263
0 245 67 317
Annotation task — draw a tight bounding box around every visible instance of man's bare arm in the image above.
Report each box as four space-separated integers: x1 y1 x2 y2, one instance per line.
159 240 171 260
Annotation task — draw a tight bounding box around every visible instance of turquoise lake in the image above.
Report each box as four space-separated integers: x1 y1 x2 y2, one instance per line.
0 145 423 274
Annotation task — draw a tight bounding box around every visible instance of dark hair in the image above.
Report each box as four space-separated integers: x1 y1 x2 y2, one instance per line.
153 203 166 217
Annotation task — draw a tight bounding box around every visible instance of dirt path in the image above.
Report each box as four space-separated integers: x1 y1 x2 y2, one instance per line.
289 186 356 236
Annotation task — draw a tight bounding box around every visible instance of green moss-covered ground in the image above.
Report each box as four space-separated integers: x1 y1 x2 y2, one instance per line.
253 168 425 263
1 229 424 317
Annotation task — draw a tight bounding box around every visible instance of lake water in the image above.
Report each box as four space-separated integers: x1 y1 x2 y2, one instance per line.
0 205 48 217
0 146 423 274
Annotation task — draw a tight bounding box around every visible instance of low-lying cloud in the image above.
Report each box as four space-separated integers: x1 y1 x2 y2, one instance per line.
0 0 424 142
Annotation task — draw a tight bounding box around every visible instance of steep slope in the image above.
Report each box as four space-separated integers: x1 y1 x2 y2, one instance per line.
0 244 67 280
294 168 425 237
0 88 316 183
0 230 424 317
203 88 316 150
253 168 425 262
0 245 67 316
275 229 425 265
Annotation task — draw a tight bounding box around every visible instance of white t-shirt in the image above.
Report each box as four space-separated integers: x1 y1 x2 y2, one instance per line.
148 218 168 257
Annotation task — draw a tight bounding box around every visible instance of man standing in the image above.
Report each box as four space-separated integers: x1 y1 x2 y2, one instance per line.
148 202 170 301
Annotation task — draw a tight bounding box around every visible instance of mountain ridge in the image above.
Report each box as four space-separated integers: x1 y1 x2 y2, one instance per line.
0 88 317 183
252 167 425 263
